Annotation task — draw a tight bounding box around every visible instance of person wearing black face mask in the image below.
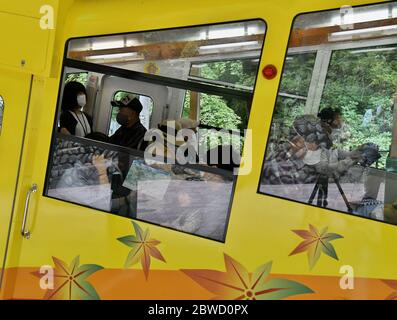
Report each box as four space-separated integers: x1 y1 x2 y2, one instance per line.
109 97 148 151
108 97 148 218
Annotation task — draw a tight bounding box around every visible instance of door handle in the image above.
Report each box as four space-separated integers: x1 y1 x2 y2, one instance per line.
21 183 37 239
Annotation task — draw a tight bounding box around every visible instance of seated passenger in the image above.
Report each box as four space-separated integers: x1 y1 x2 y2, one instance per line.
110 97 147 151
59 81 93 137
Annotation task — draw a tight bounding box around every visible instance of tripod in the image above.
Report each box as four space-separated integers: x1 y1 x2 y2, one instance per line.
308 174 353 213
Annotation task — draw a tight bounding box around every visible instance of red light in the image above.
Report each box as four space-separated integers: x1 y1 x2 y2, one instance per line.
262 65 277 80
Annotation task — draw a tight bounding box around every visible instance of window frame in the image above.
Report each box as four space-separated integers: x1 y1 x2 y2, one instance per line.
44 18 267 242
257 2 397 228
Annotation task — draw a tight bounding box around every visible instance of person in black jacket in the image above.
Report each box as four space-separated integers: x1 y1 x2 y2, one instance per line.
59 81 92 137
110 97 147 151
108 97 149 218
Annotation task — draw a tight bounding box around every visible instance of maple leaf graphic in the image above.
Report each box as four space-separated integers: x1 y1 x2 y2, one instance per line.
181 254 313 300
383 280 397 300
118 221 166 279
289 224 343 269
32 256 103 300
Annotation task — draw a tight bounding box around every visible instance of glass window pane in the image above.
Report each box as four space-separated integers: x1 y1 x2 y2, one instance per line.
267 52 316 151
190 59 260 90
321 45 397 169
67 20 265 88
45 19 266 241
46 135 233 241
279 53 316 97
259 2 397 226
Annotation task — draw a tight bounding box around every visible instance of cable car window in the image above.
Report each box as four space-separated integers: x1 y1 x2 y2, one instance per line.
0 95 4 135
67 21 266 82
109 91 154 135
45 19 266 242
259 2 397 226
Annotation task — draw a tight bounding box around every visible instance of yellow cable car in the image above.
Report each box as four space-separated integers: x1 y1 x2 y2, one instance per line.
0 0 397 300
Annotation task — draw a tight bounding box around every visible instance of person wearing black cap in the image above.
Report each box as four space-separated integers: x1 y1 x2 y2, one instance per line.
59 81 92 137
108 96 148 219
109 96 148 151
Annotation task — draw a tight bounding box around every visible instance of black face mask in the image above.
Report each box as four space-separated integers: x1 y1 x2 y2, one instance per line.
116 113 130 126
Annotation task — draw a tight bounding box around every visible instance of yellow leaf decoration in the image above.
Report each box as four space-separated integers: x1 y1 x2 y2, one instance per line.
32 256 103 300
289 224 343 269
118 221 166 279
182 253 313 300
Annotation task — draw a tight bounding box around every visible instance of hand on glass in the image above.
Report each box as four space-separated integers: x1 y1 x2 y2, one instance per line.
93 154 109 175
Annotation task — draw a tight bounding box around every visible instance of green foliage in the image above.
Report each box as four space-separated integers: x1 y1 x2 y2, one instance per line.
182 60 257 151
182 90 191 119
279 53 317 97
272 97 306 142
270 53 316 142
198 60 256 130
66 72 88 85
200 94 241 129
114 91 137 102
199 60 257 87
183 90 243 130
320 47 397 168
272 47 397 169
199 94 242 151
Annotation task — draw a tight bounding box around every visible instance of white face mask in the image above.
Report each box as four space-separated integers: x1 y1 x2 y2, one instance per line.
77 94 86 108
303 148 322 166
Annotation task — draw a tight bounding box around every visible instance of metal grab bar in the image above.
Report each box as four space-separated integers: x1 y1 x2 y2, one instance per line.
21 184 37 239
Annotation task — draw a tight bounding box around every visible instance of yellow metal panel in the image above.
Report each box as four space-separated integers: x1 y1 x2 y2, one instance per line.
0 12 49 74
0 0 59 76
0 69 31 296
0 0 57 19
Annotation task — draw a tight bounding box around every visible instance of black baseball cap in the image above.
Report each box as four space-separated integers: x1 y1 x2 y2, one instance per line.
111 96 143 113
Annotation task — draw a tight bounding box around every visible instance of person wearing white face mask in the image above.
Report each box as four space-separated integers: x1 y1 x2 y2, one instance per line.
59 81 92 137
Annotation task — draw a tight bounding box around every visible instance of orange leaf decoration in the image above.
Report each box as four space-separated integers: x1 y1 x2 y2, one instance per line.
383 280 397 300
32 256 103 300
181 254 313 300
289 224 343 269
118 221 166 279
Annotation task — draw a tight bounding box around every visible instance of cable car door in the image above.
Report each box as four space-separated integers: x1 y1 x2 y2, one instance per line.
0 69 32 296
0 72 181 300
0 73 120 300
